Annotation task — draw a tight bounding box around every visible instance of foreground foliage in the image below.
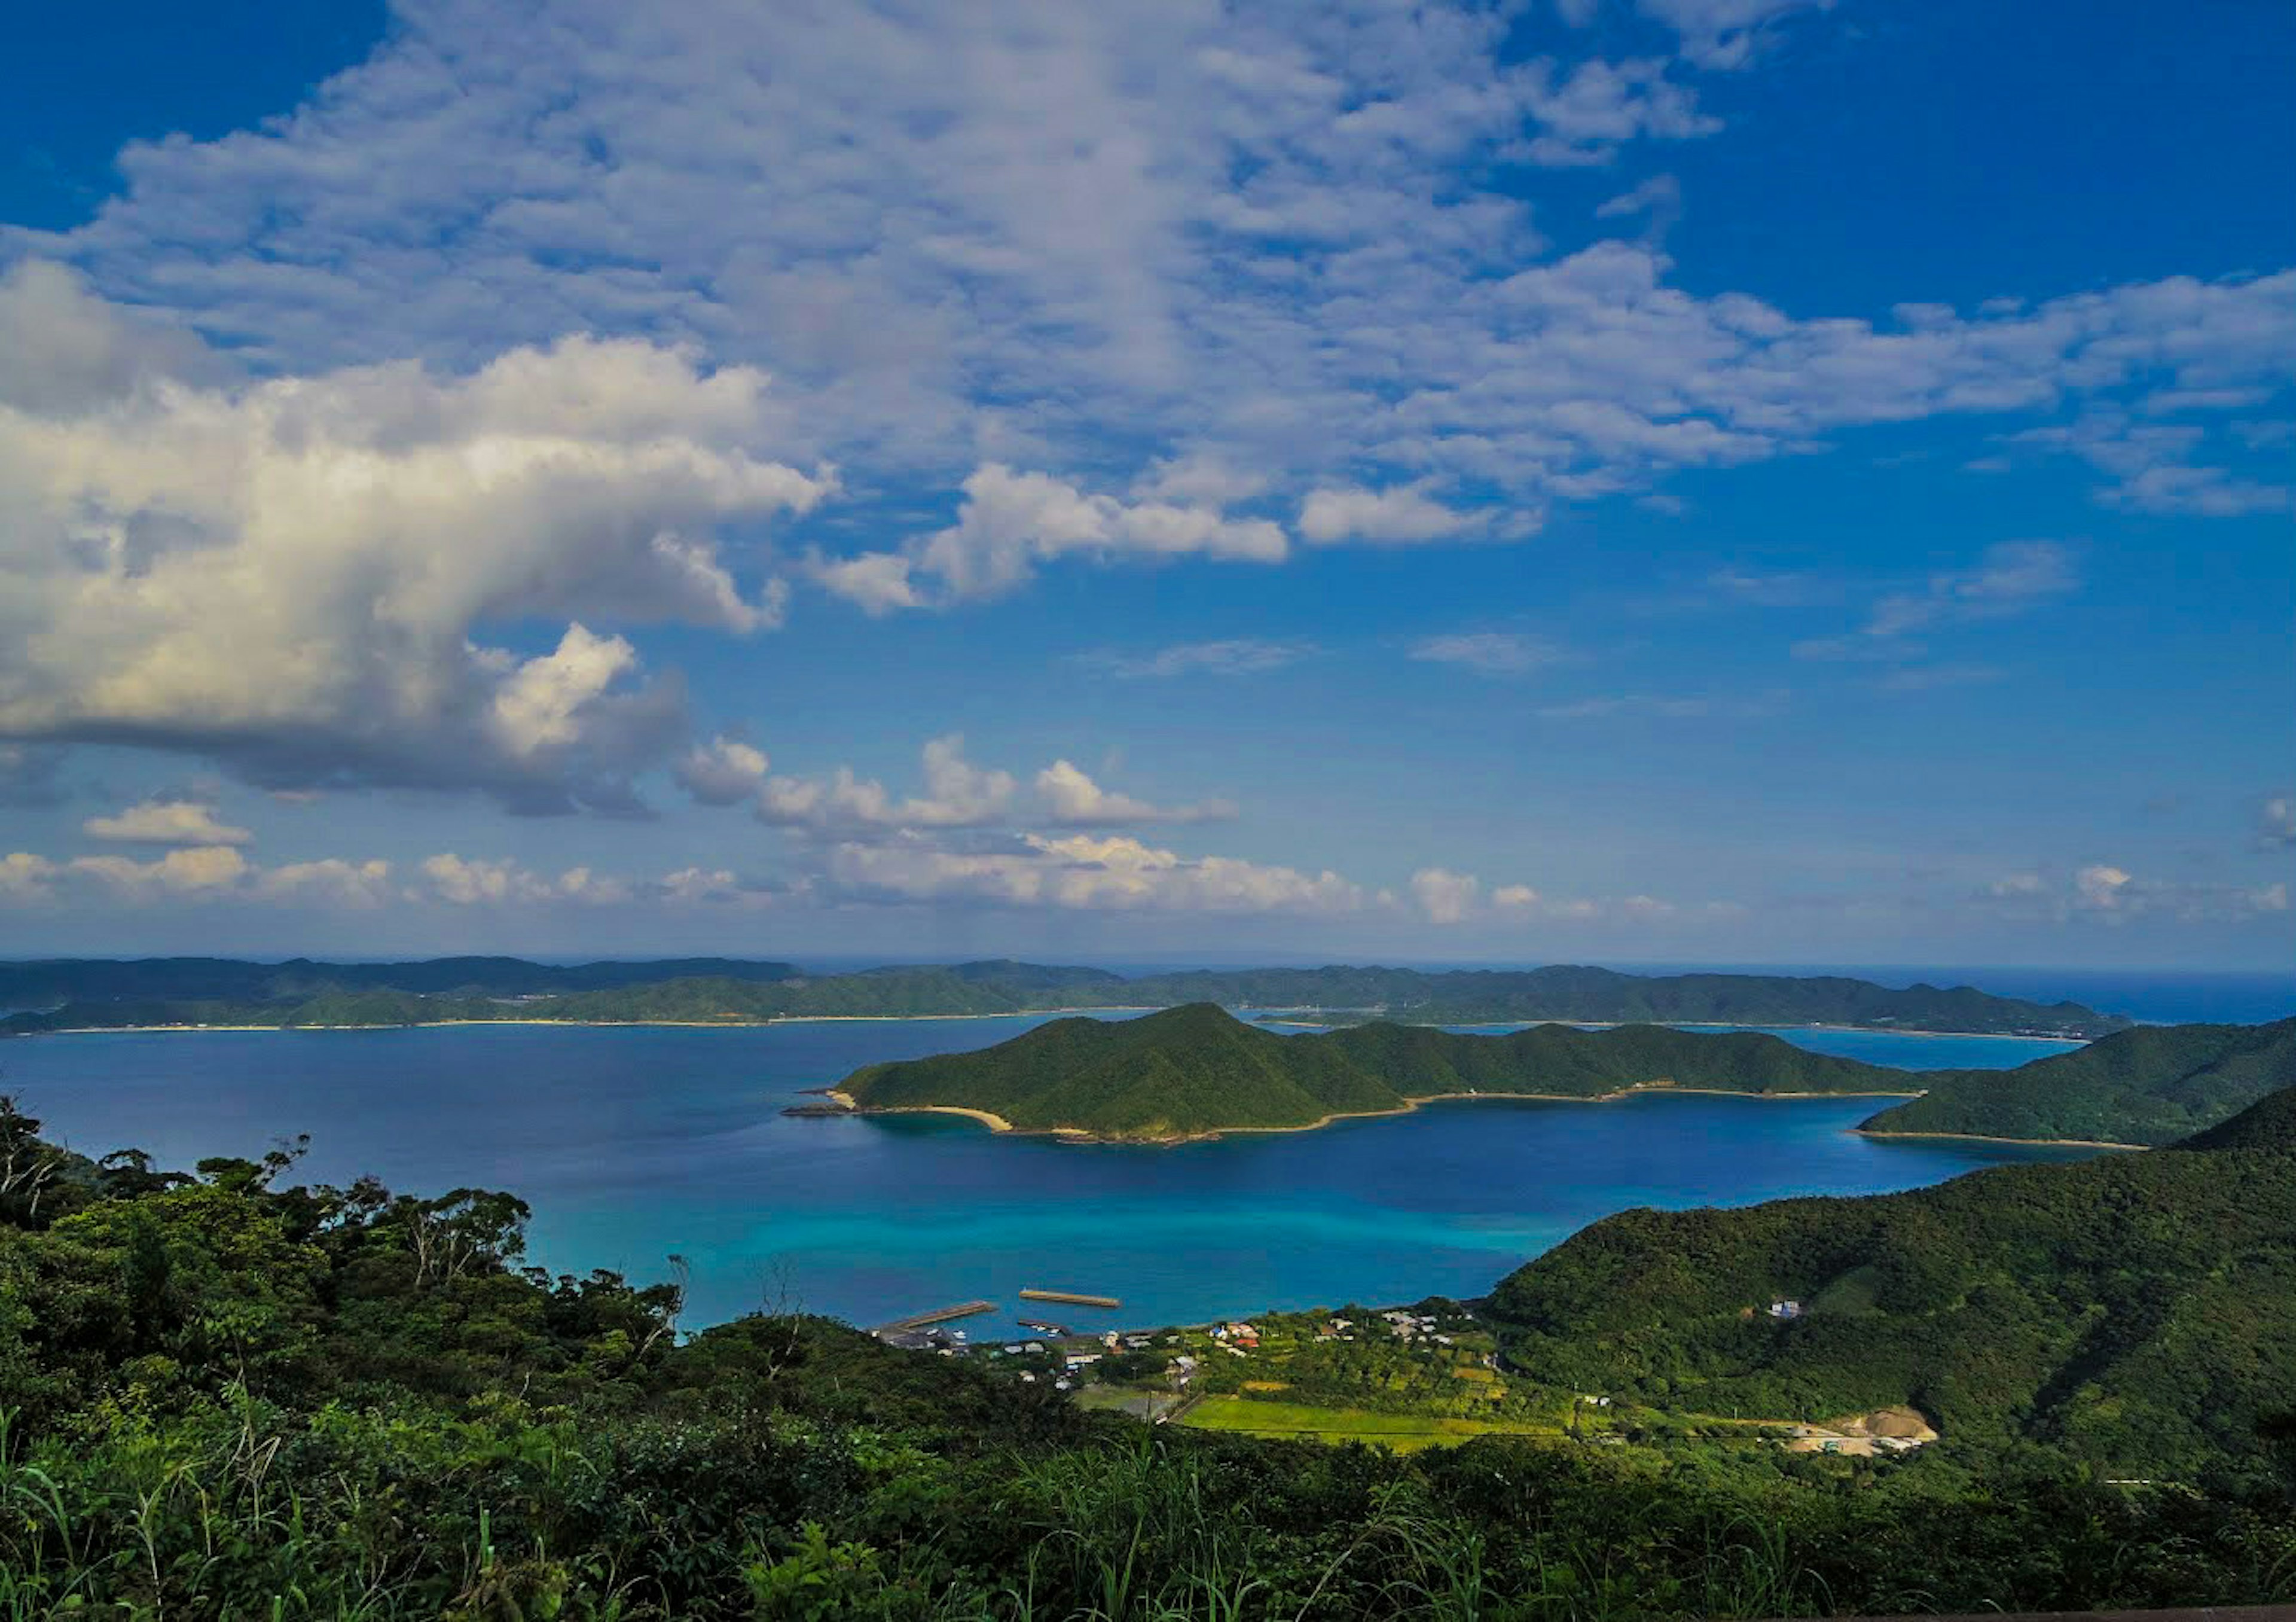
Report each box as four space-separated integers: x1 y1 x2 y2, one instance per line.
1 1092 2291 1618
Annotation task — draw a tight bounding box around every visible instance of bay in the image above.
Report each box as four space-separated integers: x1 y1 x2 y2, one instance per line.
0 1016 2095 1337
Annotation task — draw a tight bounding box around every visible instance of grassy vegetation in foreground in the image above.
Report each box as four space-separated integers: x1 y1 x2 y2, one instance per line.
2 1089 2292 1618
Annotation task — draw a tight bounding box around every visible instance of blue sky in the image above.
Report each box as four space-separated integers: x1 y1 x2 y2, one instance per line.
0 0 2289 970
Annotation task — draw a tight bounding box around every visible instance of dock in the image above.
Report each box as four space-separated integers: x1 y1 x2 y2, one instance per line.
871 1300 994 1335
1019 1287 1122 1309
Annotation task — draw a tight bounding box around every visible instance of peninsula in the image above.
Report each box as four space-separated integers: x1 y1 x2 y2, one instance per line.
834 1005 2296 1147
832 1003 1919 1142
0 956 2131 1038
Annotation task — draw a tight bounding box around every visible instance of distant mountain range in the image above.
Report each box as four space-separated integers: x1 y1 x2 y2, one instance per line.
0 956 2131 1038
1486 1084 2296 1479
835 1005 2294 1148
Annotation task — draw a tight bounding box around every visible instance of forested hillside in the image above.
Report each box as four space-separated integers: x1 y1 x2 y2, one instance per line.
1489 1089 2296 1478
837 1004 1914 1139
1858 1016 2296 1145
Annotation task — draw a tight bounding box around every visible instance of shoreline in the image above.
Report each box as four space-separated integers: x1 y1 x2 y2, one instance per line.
832 1081 1932 1148
4 1008 1166 1038
1253 1015 2096 1044
1854 1127 2148 1152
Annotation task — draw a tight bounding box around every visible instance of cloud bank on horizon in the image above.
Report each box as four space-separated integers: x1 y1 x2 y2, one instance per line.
0 0 2289 967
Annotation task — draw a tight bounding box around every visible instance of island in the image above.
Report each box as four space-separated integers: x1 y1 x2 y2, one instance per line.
832 1004 2296 1148
0 955 2133 1038
831 1003 1921 1142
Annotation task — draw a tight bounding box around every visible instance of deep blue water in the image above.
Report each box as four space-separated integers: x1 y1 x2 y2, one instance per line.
3 1017 2101 1337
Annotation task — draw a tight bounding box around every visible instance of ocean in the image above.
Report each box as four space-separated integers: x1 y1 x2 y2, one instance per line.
3 1014 2102 1337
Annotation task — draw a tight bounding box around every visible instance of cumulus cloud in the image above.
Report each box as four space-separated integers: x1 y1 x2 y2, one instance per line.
0 266 828 812
1409 632 1566 675
420 854 634 905
826 831 1365 916
1036 761 1235 827
1409 867 1482 924
69 845 252 896
1409 864 1683 925
2257 796 2296 851
82 797 253 846
255 858 394 908
675 736 773 806
1299 484 1485 546
756 734 1019 834
813 465 1287 611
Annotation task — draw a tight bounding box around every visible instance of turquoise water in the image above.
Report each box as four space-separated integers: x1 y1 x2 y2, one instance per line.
2 1017 2095 1337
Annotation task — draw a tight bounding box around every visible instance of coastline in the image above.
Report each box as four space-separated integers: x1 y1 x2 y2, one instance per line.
8 1009 2097 1042
824 1091 1017 1133
830 1081 1932 1148
1854 1127 2148 1152
1253 1015 2095 1044
5 1008 1165 1038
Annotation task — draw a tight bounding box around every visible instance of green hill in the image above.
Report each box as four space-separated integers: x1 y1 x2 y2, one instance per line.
836 1004 1913 1140
1858 1016 2296 1145
1487 1087 2296 1478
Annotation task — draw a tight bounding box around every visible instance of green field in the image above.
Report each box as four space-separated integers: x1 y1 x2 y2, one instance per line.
1178 1394 1565 1452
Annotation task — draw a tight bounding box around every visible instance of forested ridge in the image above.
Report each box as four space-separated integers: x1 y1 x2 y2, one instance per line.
1 956 2129 1037
839 1007 2295 1147
836 1004 1912 1139
1 1087 2291 1617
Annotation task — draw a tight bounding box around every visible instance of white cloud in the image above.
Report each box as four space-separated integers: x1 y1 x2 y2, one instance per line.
0 852 59 900
69 845 251 896
1410 867 1482 923
1410 632 1566 675
1981 862 2289 925
0 266 828 812
255 858 394 908
1078 638 1315 679
1300 484 1484 546
815 464 1289 612
675 736 772 806
826 831 1366 916
2260 796 2296 850
1036 760 1235 826
1636 0 1834 69
1409 864 1684 925
1594 173 1683 222
756 734 1018 834
4 8 2286 628
83 797 254 846
420 853 635 906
